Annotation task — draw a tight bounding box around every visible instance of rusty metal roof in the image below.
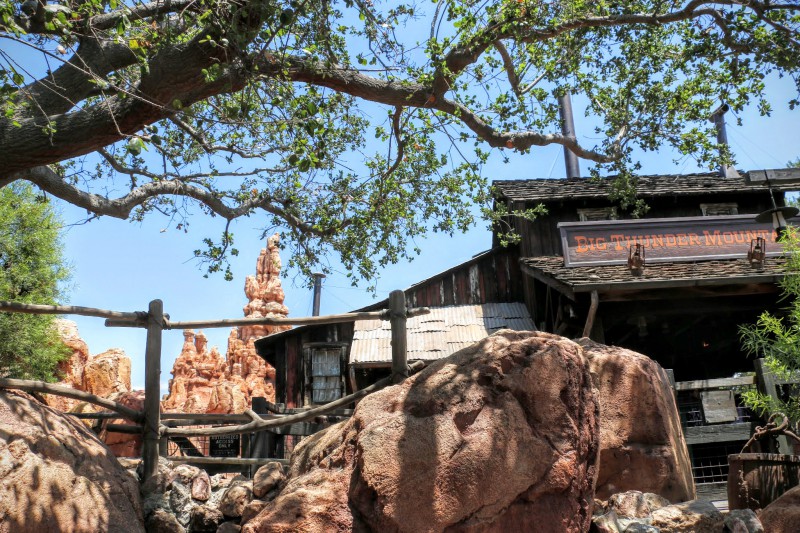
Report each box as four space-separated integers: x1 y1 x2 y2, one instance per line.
349 303 535 365
493 171 797 203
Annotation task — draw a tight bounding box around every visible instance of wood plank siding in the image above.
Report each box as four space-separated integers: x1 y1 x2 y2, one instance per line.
404 247 523 307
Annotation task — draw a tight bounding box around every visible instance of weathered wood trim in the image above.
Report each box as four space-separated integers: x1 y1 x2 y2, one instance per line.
684 423 751 445
675 376 756 391
575 274 784 294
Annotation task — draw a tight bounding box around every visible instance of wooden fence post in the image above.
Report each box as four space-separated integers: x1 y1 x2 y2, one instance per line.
142 299 164 484
389 290 407 383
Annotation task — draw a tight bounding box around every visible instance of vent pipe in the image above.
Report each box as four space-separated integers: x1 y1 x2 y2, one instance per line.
311 272 325 316
558 92 581 178
709 104 740 179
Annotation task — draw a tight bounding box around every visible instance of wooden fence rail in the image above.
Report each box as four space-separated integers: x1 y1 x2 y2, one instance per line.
0 290 422 486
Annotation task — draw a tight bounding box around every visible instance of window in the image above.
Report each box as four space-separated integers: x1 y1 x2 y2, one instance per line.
700 203 738 216
303 343 346 404
577 207 617 222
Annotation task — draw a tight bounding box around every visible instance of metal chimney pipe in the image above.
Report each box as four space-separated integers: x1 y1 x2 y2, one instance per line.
709 103 740 179
558 92 581 179
311 272 325 316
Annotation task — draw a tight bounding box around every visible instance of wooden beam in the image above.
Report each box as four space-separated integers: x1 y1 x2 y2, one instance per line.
389 290 408 383
520 263 575 301
104 424 144 434
675 376 756 391
0 378 143 421
597 283 780 303
169 456 289 467
163 361 426 438
142 299 164 485
0 300 145 320
755 358 791 453
747 168 800 185
684 423 752 445
165 308 429 330
582 290 599 339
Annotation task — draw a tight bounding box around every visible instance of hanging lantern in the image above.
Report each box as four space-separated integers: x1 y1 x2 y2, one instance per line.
747 237 766 267
628 243 645 276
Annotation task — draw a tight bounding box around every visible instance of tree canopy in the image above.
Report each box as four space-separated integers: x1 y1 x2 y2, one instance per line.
1 0 799 281
0 183 71 380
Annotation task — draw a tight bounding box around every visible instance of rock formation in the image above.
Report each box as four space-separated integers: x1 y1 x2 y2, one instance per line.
0 389 144 532
243 331 600 533
579 339 695 502
162 234 290 414
46 320 134 414
759 484 800 533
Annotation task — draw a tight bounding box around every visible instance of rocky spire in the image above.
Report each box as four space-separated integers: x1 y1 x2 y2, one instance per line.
162 234 291 413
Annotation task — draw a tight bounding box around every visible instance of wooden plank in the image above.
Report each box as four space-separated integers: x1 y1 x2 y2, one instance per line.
142 299 164 485
701 390 738 424
684 423 751 445
695 482 728 503
675 376 756 391
169 456 289 467
747 168 800 184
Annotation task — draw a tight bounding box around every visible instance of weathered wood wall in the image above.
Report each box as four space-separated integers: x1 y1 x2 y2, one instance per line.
403 247 523 307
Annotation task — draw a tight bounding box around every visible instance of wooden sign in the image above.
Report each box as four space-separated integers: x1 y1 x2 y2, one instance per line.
559 215 783 267
209 434 240 457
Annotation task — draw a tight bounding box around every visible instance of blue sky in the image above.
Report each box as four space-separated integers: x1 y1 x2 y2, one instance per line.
56 71 800 395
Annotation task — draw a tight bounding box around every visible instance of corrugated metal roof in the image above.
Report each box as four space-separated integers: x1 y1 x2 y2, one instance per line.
350 303 535 365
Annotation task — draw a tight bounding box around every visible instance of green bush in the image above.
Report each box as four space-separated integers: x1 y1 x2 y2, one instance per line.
0 184 71 380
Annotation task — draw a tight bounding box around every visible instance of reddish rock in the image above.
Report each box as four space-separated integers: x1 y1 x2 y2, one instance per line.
162 235 290 416
0 390 144 532
759 484 800 533
252 462 285 498
83 348 131 398
650 500 723 532
219 481 254 518
243 331 600 533
44 320 92 412
579 339 695 502
100 390 146 457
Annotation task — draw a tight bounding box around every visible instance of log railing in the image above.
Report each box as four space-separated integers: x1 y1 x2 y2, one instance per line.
0 290 427 485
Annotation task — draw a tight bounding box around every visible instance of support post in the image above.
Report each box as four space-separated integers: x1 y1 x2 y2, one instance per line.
582 291 599 339
389 290 408 383
142 299 163 484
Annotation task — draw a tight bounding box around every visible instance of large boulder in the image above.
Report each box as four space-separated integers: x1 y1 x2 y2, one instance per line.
0 389 144 533
579 339 695 502
759 484 800 533
243 331 600 533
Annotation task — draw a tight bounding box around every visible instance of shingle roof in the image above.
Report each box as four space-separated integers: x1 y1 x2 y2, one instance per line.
520 256 788 296
494 172 796 203
349 303 535 365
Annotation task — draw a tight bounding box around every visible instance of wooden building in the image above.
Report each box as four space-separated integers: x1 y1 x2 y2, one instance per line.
255 167 799 496
492 168 799 501
254 246 530 410
492 170 796 381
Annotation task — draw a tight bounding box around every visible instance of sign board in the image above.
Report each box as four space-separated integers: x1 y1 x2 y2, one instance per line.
209 434 240 457
558 215 783 267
